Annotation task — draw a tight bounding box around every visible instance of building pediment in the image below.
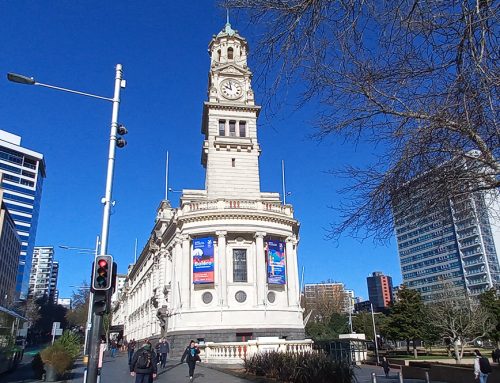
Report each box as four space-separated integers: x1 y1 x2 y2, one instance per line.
212 64 251 77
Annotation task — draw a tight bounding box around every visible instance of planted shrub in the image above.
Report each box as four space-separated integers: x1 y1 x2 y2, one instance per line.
54 330 81 360
41 344 73 375
244 351 354 383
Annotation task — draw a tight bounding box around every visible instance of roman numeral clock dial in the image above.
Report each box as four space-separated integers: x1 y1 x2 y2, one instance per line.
220 79 243 100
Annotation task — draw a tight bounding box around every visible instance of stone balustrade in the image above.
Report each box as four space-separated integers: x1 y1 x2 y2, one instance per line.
179 199 294 217
198 338 314 365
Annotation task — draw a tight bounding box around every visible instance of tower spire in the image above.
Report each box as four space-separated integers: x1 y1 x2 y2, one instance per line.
226 8 230 25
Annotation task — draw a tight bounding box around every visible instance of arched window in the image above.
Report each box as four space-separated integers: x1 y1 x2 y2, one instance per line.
217 50 221 61
228 47 234 60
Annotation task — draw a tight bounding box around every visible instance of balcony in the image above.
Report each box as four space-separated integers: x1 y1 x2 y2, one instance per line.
178 197 294 219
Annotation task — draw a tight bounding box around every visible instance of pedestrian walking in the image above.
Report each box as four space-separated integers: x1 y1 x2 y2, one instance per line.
474 349 492 383
128 339 137 365
130 341 157 383
381 356 390 378
494 348 500 364
181 340 201 382
156 338 170 368
110 338 118 357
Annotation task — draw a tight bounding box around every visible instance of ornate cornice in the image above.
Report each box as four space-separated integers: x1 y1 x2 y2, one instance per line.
178 210 298 227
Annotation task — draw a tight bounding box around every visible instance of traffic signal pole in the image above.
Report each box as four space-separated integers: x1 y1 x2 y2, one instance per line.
86 65 124 383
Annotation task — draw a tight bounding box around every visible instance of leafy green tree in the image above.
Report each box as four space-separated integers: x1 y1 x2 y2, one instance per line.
384 286 427 358
29 296 68 343
353 311 388 343
305 313 350 341
479 287 500 348
66 283 90 329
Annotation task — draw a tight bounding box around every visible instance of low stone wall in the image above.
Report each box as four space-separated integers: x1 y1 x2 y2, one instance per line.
402 362 500 383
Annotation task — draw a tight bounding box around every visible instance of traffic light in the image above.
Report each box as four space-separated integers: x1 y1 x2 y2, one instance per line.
92 255 113 291
92 292 107 315
116 124 127 148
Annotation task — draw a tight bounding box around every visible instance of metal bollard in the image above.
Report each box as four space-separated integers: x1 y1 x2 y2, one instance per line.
425 371 430 383
398 371 404 383
371 372 377 383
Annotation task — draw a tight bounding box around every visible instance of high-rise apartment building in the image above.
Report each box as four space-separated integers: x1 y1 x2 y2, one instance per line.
394 183 500 302
0 130 45 300
304 282 353 316
367 272 393 311
0 174 22 307
28 246 59 303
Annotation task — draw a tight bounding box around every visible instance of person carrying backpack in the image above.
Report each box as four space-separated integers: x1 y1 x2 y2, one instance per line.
474 349 492 383
181 340 201 382
130 342 157 383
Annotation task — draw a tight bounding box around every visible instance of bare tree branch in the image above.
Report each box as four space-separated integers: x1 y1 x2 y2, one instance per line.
224 0 500 241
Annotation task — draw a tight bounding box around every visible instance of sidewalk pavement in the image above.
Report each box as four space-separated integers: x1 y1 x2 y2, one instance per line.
74 351 253 383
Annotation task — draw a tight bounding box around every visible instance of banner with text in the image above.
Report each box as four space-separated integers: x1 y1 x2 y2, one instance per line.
266 240 286 285
193 237 215 284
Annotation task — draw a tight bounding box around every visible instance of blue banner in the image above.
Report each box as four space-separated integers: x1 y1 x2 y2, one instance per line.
192 237 214 284
266 240 286 285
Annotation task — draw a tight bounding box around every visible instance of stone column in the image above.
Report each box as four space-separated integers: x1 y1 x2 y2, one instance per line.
254 232 267 305
286 237 299 306
181 235 191 309
216 231 228 306
173 238 182 311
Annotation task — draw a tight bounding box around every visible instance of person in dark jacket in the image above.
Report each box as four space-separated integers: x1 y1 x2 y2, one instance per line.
181 340 200 382
156 338 170 368
130 342 157 383
381 356 390 377
127 339 137 365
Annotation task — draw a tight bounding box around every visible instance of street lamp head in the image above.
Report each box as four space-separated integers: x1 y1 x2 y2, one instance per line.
7 72 36 85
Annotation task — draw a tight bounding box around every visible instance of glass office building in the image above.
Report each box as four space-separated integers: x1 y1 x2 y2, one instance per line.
394 185 500 303
0 130 45 300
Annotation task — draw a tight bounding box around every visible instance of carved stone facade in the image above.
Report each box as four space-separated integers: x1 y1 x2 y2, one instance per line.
122 22 304 351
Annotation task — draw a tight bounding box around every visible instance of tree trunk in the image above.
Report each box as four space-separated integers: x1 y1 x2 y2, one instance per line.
413 342 418 359
406 339 410 354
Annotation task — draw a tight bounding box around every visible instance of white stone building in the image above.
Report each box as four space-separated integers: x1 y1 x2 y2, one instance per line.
122 21 304 349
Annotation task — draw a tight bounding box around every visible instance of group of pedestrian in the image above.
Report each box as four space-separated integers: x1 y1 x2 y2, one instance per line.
128 338 200 382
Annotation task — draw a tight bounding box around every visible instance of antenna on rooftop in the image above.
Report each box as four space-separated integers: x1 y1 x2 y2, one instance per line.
165 150 169 201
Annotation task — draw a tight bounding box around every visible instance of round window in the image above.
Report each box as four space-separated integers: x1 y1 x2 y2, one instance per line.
267 291 276 303
202 292 213 304
235 290 247 303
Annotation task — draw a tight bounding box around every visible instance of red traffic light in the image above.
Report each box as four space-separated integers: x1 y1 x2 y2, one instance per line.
92 255 113 291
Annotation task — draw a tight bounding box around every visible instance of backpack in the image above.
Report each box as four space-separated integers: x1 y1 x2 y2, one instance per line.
479 356 492 374
136 350 152 369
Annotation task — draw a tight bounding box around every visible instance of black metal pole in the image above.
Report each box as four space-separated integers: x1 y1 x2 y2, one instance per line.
86 309 103 383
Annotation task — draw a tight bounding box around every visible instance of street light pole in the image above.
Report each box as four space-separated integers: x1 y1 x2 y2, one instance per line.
87 64 124 383
7 64 126 383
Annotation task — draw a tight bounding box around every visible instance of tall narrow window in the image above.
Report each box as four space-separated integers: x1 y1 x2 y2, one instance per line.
239 121 246 137
233 249 247 282
229 121 236 137
219 120 226 136
217 50 221 61
228 47 234 60
232 158 235 167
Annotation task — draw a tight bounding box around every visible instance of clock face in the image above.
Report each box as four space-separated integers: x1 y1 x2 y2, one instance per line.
220 79 243 100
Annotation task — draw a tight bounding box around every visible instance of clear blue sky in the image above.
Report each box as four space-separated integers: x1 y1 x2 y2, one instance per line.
0 1 401 301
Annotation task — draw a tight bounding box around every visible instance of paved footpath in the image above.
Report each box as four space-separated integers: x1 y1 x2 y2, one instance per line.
79 352 253 383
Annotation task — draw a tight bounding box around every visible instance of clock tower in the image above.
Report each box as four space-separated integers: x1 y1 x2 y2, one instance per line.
202 21 262 199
